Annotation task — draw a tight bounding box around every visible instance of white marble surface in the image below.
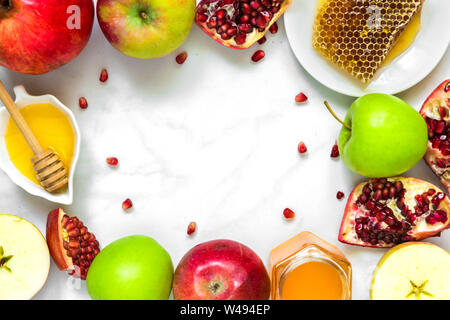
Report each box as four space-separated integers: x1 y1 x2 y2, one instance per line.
0 10 449 300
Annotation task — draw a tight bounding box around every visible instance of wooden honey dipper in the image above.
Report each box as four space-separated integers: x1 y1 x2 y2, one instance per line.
0 81 68 193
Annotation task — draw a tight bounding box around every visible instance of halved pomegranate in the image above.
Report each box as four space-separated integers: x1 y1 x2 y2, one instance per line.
419 79 450 193
195 0 292 49
339 177 450 248
46 209 100 280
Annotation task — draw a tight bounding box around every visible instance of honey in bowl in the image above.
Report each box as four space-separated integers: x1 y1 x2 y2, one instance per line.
312 0 423 83
270 231 352 300
4 103 75 188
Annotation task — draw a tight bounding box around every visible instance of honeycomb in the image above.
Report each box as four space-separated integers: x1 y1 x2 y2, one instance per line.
312 0 423 84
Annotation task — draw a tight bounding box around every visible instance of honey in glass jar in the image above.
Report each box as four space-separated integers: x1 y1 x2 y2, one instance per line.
270 231 352 300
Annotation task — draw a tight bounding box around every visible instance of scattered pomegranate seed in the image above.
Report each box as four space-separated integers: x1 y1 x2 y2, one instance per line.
176 51 187 64
106 157 119 167
99 68 108 83
295 92 308 103
298 141 307 154
336 191 345 200
283 208 295 219
330 143 340 158
257 36 266 45
187 222 197 235
251 50 265 62
78 97 88 109
122 198 133 211
269 22 278 34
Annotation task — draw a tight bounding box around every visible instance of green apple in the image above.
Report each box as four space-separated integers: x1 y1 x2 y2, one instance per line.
97 0 195 59
371 242 450 300
0 214 50 300
86 235 173 300
338 93 428 177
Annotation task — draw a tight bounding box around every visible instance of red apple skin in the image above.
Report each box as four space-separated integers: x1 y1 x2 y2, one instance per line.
0 0 94 75
173 239 270 300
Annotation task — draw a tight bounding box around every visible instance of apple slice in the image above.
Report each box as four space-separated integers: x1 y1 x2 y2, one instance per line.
0 214 50 299
371 242 450 300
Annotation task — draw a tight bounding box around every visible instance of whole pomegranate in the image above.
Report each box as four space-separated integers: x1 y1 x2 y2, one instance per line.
339 177 450 248
420 79 450 193
0 0 94 75
195 0 292 49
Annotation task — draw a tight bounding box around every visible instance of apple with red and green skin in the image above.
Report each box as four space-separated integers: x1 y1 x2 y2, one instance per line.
173 239 270 300
0 0 94 75
97 0 195 59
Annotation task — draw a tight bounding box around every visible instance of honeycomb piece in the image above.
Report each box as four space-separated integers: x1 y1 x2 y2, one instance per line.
312 0 423 84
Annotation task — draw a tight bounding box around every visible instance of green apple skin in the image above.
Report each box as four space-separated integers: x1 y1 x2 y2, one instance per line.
338 93 428 177
86 235 173 300
97 0 195 59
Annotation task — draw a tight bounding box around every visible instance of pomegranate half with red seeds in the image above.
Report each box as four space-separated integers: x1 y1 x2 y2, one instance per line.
339 177 450 248
419 79 450 193
46 208 100 280
195 0 292 49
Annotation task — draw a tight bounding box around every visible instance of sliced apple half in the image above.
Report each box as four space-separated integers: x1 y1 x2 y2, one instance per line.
371 242 450 300
0 214 50 299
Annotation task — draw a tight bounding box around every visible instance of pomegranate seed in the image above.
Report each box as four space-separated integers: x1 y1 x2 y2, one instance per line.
295 92 308 103
99 68 108 83
439 106 446 119
445 82 450 92
257 36 266 45
78 97 88 109
269 22 278 34
330 143 340 158
235 33 247 45
298 141 307 154
176 51 187 64
106 157 119 167
336 191 345 200
187 222 197 235
251 50 265 62
283 208 295 219
122 198 133 211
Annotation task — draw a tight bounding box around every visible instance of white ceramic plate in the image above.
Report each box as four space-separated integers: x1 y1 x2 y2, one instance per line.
0 86 80 205
284 0 450 97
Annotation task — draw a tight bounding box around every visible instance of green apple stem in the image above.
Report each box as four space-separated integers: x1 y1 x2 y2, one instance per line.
324 101 352 130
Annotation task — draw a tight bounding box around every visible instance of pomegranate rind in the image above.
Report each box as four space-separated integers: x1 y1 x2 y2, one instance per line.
46 208 73 271
419 79 450 194
195 0 292 50
338 177 450 248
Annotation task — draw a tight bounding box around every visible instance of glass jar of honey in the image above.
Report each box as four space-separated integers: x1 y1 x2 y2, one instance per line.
269 231 352 300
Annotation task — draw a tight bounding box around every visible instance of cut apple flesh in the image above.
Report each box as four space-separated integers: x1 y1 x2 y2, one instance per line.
371 242 450 300
0 214 50 300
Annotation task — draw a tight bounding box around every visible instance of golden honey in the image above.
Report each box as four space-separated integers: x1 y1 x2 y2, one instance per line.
270 232 352 300
312 0 423 83
5 103 75 187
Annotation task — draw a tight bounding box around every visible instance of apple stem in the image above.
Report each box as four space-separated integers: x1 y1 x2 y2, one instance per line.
140 11 148 20
324 101 352 130
0 0 11 11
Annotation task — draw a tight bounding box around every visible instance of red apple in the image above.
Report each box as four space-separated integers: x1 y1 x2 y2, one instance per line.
173 239 270 300
0 0 94 75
